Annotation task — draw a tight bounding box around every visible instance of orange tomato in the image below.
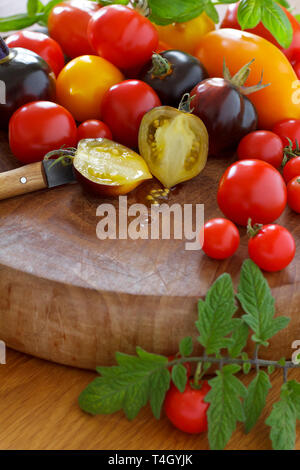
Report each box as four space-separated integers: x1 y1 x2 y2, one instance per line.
155 13 215 55
195 29 300 130
56 55 124 122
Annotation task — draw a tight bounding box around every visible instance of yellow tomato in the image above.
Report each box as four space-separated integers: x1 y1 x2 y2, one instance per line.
56 55 124 122
155 13 215 55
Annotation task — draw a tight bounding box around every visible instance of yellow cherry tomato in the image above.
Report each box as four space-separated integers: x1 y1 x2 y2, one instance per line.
155 13 215 55
56 55 124 122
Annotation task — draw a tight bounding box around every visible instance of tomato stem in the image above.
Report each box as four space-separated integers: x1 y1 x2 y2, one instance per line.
130 0 150 17
178 93 195 113
247 218 263 238
150 53 172 78
223 58 270 96
44 147 76 169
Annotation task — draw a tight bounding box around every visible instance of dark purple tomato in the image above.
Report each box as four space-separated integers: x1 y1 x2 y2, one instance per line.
191 78 257 156
139 50 208 107
0 43 56 129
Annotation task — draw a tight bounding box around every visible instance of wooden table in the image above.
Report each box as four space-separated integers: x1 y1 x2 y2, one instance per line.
1 0 300 452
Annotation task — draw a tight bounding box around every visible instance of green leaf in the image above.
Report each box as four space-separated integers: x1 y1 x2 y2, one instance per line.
244 370 271 433
196 273 238 355
260 0 293 48
0 13 43 32
237 0 262 30
268 365 275 375
278 357 286 367
148 0 205 26
206 365 247 450
284 380 300 419
203 0 219 24
295 14 300 23
171 364 188 393
228 320 249 358
266 383 298 450
276 0 291 8
179 336 193 357
79 348 170 421
237 259 290 345
40 0 67 25
27 0 39 16
243 362 251 374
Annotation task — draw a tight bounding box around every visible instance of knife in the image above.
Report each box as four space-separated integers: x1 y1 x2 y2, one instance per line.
0 160 76 201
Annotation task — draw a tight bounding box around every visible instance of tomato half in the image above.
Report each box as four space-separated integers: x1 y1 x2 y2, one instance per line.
101 80 161 149
9 101 77 163
164 381 211 434
202 218 240 260
88 5 158 70
56 55 124 122
138 106 208 188
48 0 101 58
5 31 65 77
217 160 287 226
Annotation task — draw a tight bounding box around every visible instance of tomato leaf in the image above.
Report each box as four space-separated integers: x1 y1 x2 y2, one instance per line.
260 0 293 48
237 259 290 345
237 0 262 30
196 273 238 355
205 365 247 450
179 336 193 357
79 347 170 420
171 364 188 393
266 381 299 450
228 319 249 358
244 370 271 433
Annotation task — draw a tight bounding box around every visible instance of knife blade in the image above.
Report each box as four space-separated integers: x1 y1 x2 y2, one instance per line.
0 159 76 201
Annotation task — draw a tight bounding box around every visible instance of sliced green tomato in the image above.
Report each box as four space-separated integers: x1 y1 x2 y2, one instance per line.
73 138 152 196
138 106 208 188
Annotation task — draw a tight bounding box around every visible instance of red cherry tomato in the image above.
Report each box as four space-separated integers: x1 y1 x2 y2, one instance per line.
5 31 65 77
248 224 295 272
101 80 161 149
164 381 211 434
48 0 100 58
202 218 240 260
283 157 300 183
287 176 300 214
273 119 300 149
77 120 112 141
168 356 191 378
294 62 300 80
217 160 287 226
9 101 77 163
237 131 284 169
88 5 158 70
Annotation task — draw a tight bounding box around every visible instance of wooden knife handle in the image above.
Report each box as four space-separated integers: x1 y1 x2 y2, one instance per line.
0 162 47 201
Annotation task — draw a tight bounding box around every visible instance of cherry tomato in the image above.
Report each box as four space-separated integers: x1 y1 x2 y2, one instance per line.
164 381 210 434
287 176 300 214
221 4 300 66
283 157 300 183
168 356 191 378
101 80 161 149
77 120 112 141
48 0 100 58
294 62 300 80
56 55 124 122
9 101 77 163
272 119 300 149
88 5 158 70
156 40 172 53
202 218 240 260
5 31 65 77
237 131 284 169
248 224 295 272
217 160 287 226
155 13 215 55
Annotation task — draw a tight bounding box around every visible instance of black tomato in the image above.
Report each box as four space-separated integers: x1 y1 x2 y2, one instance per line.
0 38 56 129
190 61 267 156
139 50 208 108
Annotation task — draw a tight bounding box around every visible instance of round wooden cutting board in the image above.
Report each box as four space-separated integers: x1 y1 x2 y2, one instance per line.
0 130 299 369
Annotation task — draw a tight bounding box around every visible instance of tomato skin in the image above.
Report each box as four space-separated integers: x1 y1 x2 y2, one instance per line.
221 4 300 66
155 13 215 55
195 29 300 130
101 80 161 149
77 120 112 141
48 0 100 58
56 55 124 122
248 225 295 272
287 177 300 214
202 218 240 260
5 31 65 77
164 381 210 434
272 119 300 149
217 160 287 226
88 5 158 70
9 101 77 163
294 62 300 80
156 40 172 53
237 131 284 169
168 356 191 378
283 157 300 183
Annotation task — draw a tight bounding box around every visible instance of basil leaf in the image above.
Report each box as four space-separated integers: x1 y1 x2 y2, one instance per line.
237 0 262 30
260 0 293 48
27 0 39 17
203 0 219 24
148 0 205 25
0 13 43 32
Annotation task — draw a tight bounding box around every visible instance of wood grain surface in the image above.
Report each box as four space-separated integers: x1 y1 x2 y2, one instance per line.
0 348 299 450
